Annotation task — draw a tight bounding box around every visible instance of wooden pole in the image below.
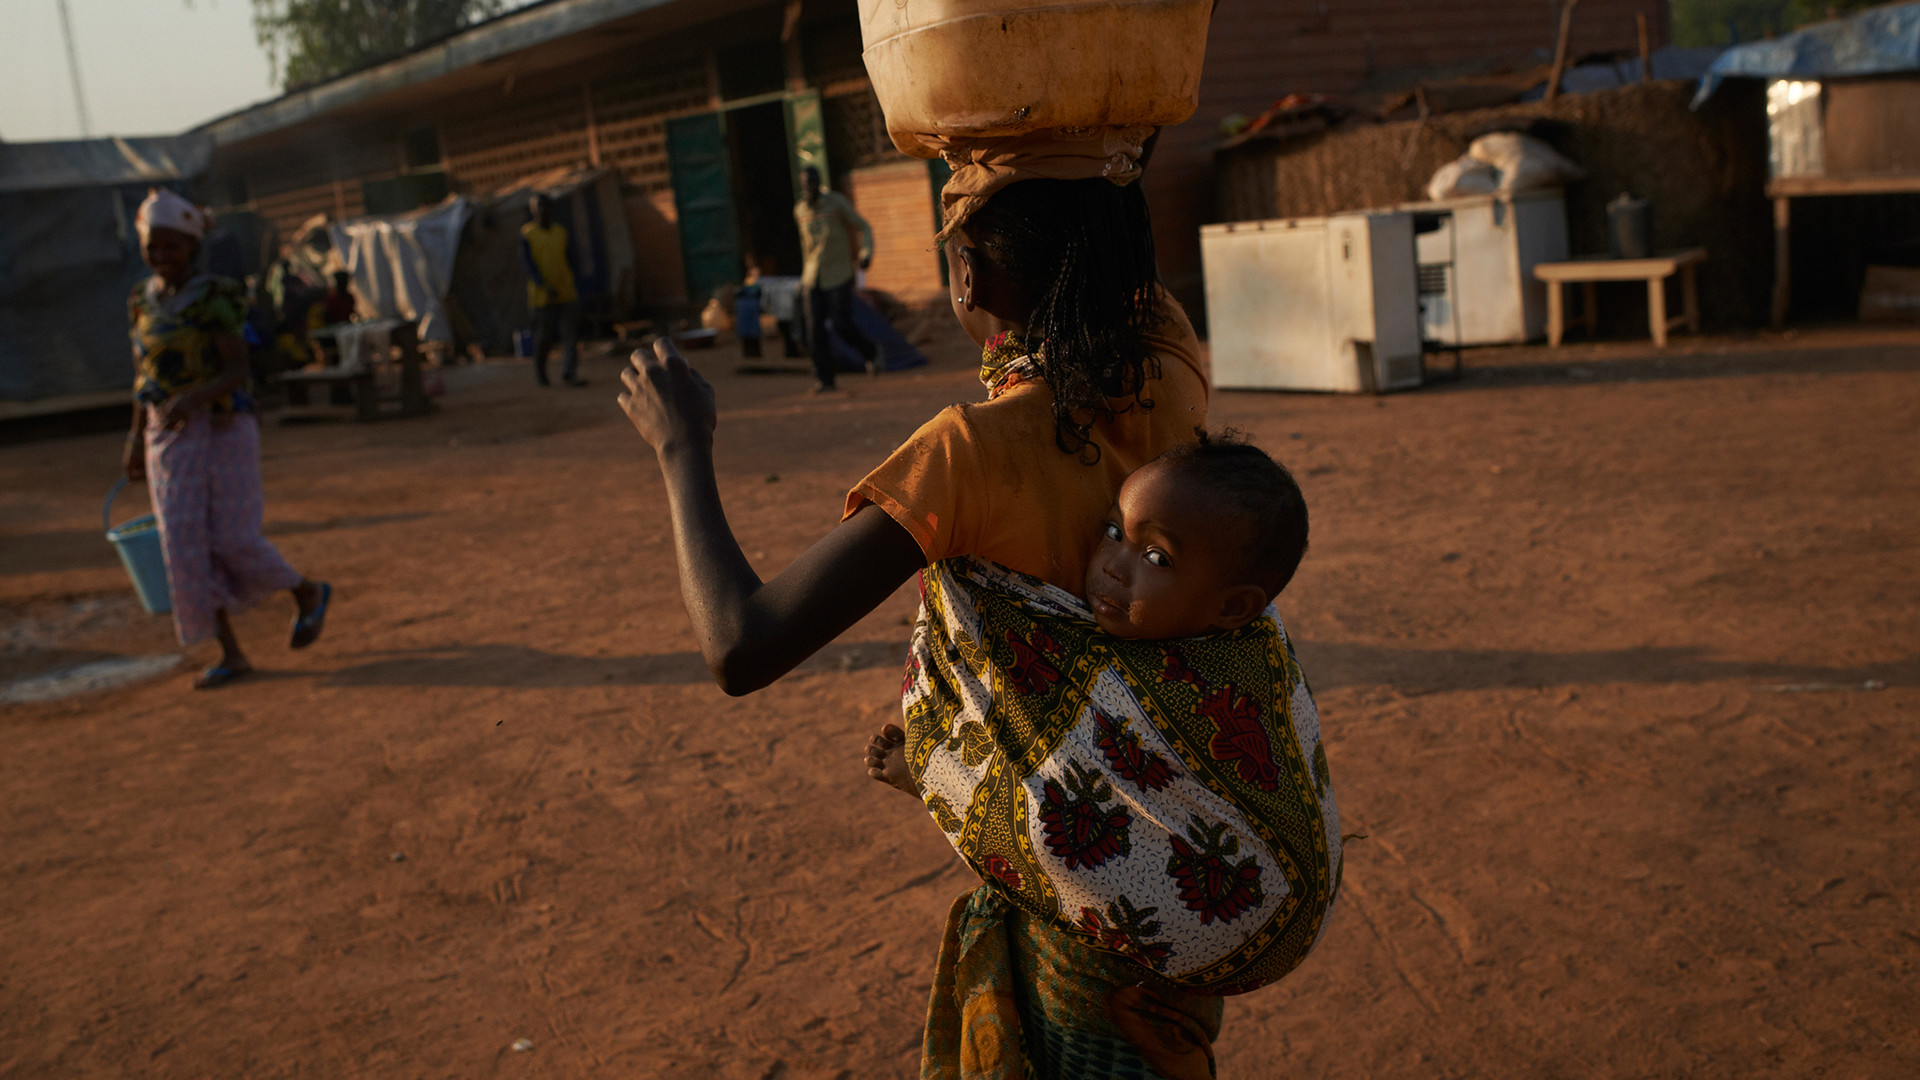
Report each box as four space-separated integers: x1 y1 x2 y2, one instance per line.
1546 0 1581 102
582 83 602 167
1771 195 1792 328
1636 12 1652 83
782 0 807 93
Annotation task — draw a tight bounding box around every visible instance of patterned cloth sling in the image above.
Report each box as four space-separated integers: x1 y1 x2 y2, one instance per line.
902 557 1343 996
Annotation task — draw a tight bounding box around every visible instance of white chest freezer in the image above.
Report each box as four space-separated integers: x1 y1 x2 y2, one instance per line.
1200 211 1423 394
1399 190 1569 345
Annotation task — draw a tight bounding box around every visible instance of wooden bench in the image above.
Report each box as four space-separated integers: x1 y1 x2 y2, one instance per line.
281 318 432 422
1533 248 1708 347
281 364 380 421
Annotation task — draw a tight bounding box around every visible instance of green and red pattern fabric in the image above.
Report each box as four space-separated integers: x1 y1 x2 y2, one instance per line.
903 558 1343 996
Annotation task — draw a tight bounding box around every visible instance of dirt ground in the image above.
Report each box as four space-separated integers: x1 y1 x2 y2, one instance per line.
3 321 1917 1079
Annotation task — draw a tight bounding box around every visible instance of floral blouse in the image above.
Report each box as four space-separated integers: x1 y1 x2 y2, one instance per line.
128 273 251 412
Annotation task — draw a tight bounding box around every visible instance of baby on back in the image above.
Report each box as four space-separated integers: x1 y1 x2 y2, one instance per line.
868 429 1309 790
1084 429 1309 641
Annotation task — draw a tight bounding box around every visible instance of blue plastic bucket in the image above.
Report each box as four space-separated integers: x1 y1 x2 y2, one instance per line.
104 478 172 614
513 330 534 358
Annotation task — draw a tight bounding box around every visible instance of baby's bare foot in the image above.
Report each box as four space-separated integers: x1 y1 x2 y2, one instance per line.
864 723 918 797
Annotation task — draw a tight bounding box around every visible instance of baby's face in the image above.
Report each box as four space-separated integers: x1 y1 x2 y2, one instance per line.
1085 460 1266 640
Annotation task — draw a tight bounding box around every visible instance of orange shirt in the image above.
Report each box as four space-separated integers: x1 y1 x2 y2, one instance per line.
845 295 1209 593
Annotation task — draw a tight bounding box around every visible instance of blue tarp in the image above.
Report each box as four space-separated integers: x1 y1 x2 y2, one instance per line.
830 296 929 373
1556 46 1725 96
1694 1 1920 105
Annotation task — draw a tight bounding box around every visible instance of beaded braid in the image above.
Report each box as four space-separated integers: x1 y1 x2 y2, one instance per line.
961 177 1164 462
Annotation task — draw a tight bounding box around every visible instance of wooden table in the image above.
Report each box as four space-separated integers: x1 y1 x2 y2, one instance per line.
1533 248 1708 347
1768 174 1920 327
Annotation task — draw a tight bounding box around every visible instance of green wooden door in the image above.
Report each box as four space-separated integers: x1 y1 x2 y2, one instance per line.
667 112 741 304
783 91 830 201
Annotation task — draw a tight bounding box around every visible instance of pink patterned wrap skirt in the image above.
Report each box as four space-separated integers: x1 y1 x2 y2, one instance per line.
144 409 303 646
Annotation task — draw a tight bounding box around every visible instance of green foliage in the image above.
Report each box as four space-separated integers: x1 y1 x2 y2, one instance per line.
252 0 504 89
1670 0 1884 47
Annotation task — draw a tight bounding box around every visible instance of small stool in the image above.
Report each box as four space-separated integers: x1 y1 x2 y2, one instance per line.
1533 248 1707 347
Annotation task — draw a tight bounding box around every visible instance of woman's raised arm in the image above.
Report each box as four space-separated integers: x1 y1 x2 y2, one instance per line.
619 340 927 696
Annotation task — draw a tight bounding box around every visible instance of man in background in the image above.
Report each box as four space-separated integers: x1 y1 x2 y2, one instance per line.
521 194 585 387
792 166 876 394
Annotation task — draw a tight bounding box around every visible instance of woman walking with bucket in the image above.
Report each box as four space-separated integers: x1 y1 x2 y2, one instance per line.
122 188 332 689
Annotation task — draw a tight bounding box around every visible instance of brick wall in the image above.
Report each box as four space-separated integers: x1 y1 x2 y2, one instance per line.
593 61 712 194
627 188 690 305
253 180 364 240
846 160 944 303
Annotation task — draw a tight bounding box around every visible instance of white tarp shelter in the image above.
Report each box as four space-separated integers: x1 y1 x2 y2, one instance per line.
328 197 472 344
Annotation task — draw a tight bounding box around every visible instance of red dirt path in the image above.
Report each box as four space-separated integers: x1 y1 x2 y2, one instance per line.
3 325 1916 1079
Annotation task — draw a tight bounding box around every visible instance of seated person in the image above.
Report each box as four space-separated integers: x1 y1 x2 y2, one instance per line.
307 271 359 367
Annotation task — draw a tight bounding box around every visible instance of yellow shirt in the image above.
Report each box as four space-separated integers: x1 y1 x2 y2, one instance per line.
794 190 873 290
521 221 578 307
845 294 1208 593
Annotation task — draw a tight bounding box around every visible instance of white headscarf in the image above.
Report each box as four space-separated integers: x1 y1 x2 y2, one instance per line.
135 187 213 243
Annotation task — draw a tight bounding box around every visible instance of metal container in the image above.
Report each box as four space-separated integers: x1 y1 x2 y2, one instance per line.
1607 193 1654 260
1200 212 1424 394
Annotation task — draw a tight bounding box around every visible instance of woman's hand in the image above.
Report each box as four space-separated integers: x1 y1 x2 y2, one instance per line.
618 337 716 458
123 436 146 482
154 390 199 430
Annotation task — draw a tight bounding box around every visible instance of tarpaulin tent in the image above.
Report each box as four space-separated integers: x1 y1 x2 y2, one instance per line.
1694 1 1920 104
328 197 472 344
0 135 213 410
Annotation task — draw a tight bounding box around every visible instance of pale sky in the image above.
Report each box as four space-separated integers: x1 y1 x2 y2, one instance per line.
0 0 284 142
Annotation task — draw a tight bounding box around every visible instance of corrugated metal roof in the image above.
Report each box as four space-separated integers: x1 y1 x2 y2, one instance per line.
192 0 693 146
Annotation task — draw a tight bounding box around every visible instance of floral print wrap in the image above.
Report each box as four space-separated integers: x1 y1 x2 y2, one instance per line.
128 274 251 412
904 558 1342 996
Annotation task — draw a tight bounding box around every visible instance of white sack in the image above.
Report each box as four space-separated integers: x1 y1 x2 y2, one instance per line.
1467 132 1586 193
1425 155 1502 200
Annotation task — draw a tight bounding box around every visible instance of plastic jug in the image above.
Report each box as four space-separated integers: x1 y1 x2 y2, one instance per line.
859 0 1213 157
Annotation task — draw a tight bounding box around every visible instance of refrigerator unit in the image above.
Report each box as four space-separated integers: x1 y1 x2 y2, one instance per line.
1399 190 1569 346
1200 211 1424 394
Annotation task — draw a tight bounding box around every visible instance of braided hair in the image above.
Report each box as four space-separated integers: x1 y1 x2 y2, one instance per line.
959 177 1163 460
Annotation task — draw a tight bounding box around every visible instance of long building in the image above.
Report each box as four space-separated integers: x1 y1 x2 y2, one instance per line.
197 0 1666 318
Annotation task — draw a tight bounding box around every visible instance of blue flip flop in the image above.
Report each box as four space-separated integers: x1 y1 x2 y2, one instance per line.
194 664 251 690
290 581 331 649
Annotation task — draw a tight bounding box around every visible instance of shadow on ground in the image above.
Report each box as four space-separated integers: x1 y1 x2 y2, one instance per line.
1297 640 1914 694
320 640 905 688
1437 341 1920 391
316 638 1916 693
0 514 436 576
